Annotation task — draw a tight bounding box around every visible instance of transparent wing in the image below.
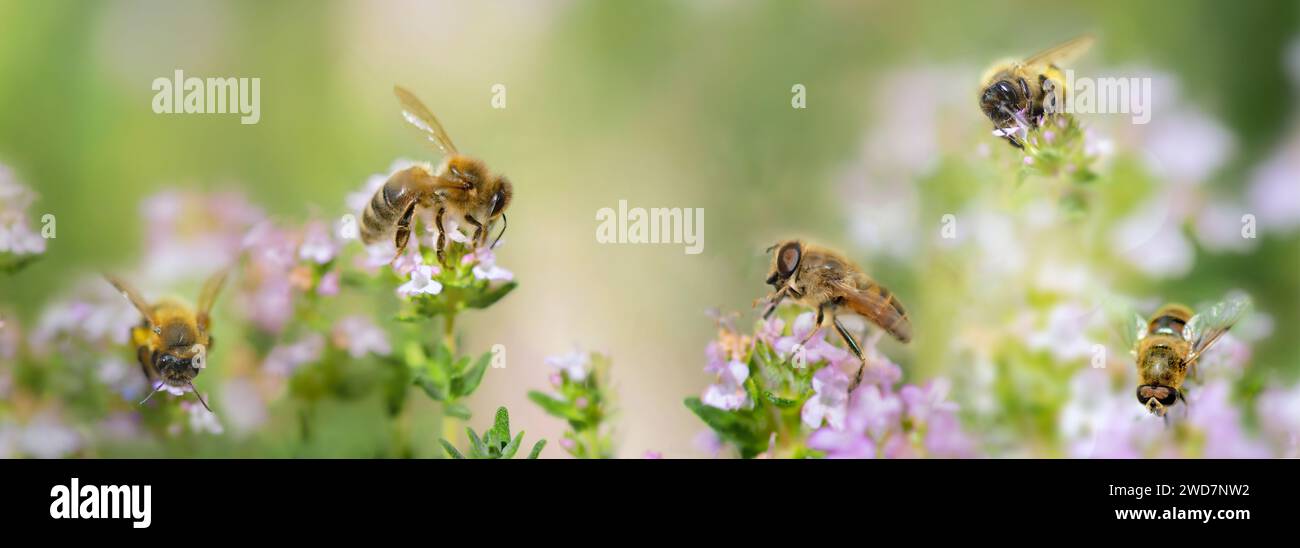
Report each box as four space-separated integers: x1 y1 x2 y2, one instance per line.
196 267 230 333
104 274 157 327
1183 293 1251 365
1101 296 1146 356
1024 34 1095 69
1122 312 1147 356
393 85 458 155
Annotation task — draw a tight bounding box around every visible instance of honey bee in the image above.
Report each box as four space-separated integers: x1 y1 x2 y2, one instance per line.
759 240 912 387
980 35 1093 147
105 270 229 411
1121 294 1251 417
359 86 513 265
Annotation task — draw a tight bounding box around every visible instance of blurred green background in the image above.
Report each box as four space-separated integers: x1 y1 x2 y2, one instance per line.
1 0 1298 457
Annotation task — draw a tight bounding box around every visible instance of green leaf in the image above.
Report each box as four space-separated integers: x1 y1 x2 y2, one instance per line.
684 397 767 458
491 407 511 439
413 376 445 401
451 351 491 397
763 391 800 408
465 281 517 309
501 431 524 459
443 402 471 420
527 391 583 421
466 427 488 458
404 341 427 370
438 439 465 459
0 254 39 275
430 342 453 370
527 439 547 459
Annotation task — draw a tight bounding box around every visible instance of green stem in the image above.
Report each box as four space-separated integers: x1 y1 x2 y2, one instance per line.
443 312 457 354
440 409 459 457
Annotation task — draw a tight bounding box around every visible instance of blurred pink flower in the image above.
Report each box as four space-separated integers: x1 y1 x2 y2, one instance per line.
546 350 590 382
1257 383 1300 458
219 378 268 437
316 270 340 296
298 220 339 264
181 400 224 435
142 190 263 282
263 333 325 377
0 164 47 255
0 313 20 362
331 315 391 358
1247 129 1300 233
16 411 81 458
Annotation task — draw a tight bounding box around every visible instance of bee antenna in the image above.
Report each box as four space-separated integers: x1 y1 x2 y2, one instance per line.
139 386 162 406
490 214 507 249
190 384 213 413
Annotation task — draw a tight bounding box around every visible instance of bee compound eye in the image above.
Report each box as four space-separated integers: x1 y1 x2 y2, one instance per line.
996 80 1018 102
490 190 506 216
1158 389 1179 407
1136 385 1154 404
777 242 801 277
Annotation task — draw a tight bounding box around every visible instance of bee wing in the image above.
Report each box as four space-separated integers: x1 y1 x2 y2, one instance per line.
1101 296 1146 356
196 267 230 333
393 85 459 155
1023 34 1094 69
834 281 911 343
1183 293 1251 366
104 274 157 328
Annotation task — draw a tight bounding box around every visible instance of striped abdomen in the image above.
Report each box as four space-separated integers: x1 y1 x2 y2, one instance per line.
841 280 912 343
359 166 430 244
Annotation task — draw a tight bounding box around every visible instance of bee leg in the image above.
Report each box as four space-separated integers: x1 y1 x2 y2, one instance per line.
434 206 448 265
797 305 826 348
833 317 865 361
834 317 870 391
390 203 417 265
464 215 484 248
760 288 788 319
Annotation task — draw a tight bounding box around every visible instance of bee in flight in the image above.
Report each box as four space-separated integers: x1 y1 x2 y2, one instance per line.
105 270 228 412
759 240 911 388
1119 294 1251 418
359 86 513 265
979 34 1094 147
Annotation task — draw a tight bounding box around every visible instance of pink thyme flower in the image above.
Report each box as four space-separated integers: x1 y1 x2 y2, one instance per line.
773 312 850 364
397 264 443 297
146 379 192 397
755 316 784 347
463 247 514 282
802 365 851 430
701 357 749 411
808 384 923 459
